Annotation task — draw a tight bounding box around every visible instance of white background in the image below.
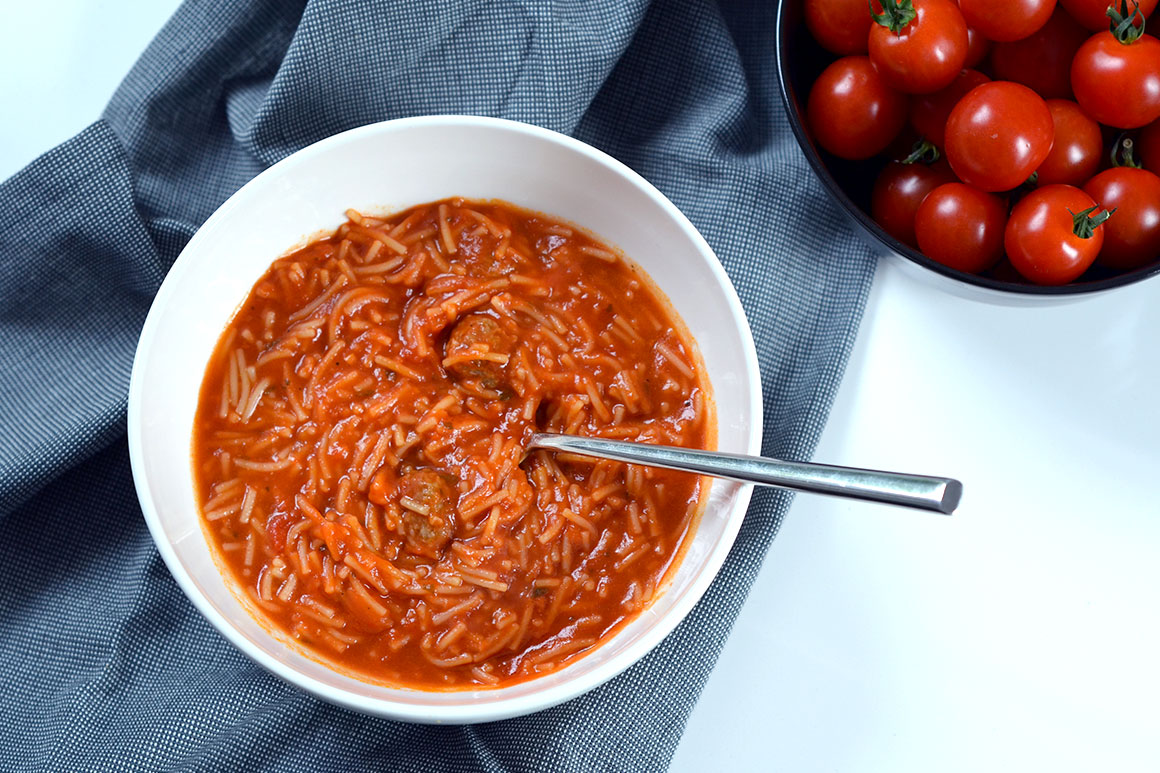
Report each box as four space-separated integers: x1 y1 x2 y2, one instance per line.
3 3 1157 770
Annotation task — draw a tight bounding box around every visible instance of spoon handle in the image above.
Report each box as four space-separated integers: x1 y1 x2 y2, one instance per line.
528 433 962 515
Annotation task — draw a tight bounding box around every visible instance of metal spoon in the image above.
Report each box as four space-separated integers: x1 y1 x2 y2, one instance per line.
527 433 962 514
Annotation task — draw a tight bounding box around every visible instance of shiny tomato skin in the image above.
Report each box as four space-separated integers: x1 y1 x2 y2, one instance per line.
909 69 990 149
807 56 909 160
945 81 1056 191
806 0 876 54
952 0 992 65
1005 184 1105 284
872 161 958 246
1036 100 1104 185
1083 167 1160 269
991 8 1089 99
1059 0 1157 30
963 24 992 66
1139 119 1160 173
869 0 969 94
958 0 1056 42
1071 31 1160 129
915 182 1008 272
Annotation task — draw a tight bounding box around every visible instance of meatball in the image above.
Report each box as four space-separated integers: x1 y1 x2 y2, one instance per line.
397 469 457 558
444 314 514 393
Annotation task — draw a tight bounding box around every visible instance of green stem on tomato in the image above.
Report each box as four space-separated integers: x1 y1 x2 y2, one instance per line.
903 139 941 165
871 0 917 35
1070 205 1115 239
1107 0 1145 44
1005 172 1040 209
1110 135 1143 168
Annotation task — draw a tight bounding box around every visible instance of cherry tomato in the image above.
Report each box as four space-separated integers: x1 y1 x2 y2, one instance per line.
915 183 1008 272
1036 100 1104 185
952 0 993 64
990 8 1089 99
872 159 958 246
807 56 909 159
806 0 877 54
869 0 969 94
1140 119 1160 171
1071 24 1160 128
1005 184 1108 284
963 24 992 66
1059 0 1156 30
909 69 990 149
945 82 1056 191
958 0 1056 42
1083 166 1160 269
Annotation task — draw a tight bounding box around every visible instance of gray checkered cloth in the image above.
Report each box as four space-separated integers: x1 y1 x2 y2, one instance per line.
0 0 875 770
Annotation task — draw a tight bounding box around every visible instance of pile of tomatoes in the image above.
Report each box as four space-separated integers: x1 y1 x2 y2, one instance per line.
804 0 1160 285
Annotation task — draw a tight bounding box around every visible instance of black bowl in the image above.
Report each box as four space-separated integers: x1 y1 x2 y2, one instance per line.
774 0 1160 297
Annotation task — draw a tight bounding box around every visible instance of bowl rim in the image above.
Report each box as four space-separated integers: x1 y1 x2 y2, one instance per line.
773 1 1160 297
127 114 764 723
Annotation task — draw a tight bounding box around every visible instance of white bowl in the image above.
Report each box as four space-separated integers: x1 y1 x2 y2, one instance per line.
128 115 763 724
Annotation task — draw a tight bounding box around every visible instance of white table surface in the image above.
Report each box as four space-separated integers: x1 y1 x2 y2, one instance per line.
5 4 1157 770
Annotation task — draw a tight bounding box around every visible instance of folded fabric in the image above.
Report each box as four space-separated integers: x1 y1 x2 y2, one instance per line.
0 0 875 769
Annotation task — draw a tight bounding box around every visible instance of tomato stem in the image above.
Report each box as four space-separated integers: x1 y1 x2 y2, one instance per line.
1107 0 1145 44
1069 205 1115 239
903 139 941 165
871 0 917 35
1008 172 1039 206
1110 135 1143 168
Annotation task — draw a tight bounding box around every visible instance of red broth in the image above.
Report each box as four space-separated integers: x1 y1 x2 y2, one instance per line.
193 199 712 689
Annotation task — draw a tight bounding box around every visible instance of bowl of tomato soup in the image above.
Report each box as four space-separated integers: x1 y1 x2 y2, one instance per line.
128 116 762 723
